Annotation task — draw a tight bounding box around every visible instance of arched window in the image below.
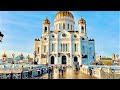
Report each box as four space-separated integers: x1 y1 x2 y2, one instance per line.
44 46 46 52
63 23 65 29
61 44 62 51
66 44 67 51
59 23 60 29
52 44 54 51
90 47 92 53
81 26 84 33
68 24 69 29
63 44 65 51
71 25 72 30
44 27 47 32
82 46 85 53
75 44 76 52
38 47 39 53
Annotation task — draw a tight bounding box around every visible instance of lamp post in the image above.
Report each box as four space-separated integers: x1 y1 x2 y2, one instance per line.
0 31 4 42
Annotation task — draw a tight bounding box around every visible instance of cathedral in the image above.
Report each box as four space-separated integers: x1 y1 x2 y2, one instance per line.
34 11 95 66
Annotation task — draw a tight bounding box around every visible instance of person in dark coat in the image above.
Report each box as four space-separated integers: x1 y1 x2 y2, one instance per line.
51 66 54 77
48 67 51 78
89 68 92 76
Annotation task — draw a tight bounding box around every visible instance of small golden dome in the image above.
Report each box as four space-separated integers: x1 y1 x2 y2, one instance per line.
78 17 86 24
43 18 50 24
55 11 74 19
2 53 7 57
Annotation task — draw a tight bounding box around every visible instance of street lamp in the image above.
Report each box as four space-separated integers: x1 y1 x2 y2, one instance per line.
0 31 4 42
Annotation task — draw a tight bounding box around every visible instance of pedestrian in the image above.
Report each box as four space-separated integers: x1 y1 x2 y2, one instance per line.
48 67 51 78
89 68 92 76
51 66 54 77
61 66 64 76
59 66 61 75
10 72 13 79
20 66 24 79
38 69 41 77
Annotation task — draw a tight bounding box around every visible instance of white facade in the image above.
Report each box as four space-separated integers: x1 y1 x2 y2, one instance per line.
34 11 95 66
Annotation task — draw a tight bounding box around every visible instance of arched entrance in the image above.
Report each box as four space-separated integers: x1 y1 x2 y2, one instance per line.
51 56 54 64
62 56 66 64
74 56 78 62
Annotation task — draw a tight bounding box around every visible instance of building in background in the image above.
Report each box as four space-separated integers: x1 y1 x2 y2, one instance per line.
34 11 95 66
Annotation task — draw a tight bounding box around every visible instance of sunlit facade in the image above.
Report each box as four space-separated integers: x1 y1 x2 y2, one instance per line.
34 11 95 66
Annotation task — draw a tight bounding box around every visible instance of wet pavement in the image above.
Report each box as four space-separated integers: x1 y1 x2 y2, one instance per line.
41 67 97 79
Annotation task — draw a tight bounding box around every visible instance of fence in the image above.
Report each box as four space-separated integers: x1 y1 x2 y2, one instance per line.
80 65 120 79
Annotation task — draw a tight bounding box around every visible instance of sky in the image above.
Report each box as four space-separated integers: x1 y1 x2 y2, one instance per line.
0 11 120 58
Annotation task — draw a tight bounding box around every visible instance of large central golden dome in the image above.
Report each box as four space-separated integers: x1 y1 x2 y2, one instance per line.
55 11 74 19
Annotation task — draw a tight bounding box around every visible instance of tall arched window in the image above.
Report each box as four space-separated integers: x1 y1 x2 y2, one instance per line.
52 44 53 51
61 44 62 51
81 26 84 33
82 46 85 53
44 27 47 32
59 23 60 29
68 24 69 29
66 44 67 51
90 47 92 53
44 46 46 52
38 47 39 53
63 44 65 51
75 44 76 52
63 23 65 29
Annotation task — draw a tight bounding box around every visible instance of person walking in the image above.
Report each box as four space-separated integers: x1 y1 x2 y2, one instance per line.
20 66 24 79
51 66 54 78
38 69 41 77
48 67 51 79
61 66 64 76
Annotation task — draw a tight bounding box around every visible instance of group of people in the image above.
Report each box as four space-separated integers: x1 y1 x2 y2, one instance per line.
58 66 66 77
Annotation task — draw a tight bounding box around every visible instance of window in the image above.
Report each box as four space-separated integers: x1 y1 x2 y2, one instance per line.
45 27 47 32
90 47 92 53
38 47 39 53
81 26 84 33
52 35 54 38
52 44 54 51
75 44 76 52
62 34 66 37
61 44 62 51
63 44 65 51
82 46 85 53
68 24 69 29
44 46 46 52
59 23 60 29
66 44 67 51
74 35 77 38
63 23 65 29
44 38 47 40
71 25 72 30
82 38 84 40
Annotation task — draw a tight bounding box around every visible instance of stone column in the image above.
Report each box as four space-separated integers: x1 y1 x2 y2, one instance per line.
48 35 50 65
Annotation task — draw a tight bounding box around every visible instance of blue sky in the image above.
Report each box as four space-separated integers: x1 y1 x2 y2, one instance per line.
0 11 119 58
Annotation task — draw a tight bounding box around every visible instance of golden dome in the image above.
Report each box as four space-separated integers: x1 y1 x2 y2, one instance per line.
2 53 7 57
55 11 74 19
78 17 86 24
43 18 50 24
